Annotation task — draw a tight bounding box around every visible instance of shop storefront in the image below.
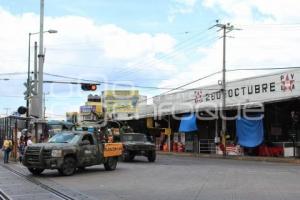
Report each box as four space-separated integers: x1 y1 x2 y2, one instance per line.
152 69 300 157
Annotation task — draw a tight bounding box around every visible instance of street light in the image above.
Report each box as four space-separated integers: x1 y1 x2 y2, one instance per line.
26 29 57 124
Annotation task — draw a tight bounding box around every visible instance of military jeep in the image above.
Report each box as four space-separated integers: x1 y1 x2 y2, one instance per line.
23 131 123 176
121 133 156 162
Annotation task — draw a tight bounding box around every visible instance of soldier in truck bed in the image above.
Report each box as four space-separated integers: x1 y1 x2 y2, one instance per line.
120 122 133 134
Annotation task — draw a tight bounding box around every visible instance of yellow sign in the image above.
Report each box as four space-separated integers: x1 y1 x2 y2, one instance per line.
103 90 139 113
164 128 172 136
103 143 123 157
146 117 154 128
104 90 139 97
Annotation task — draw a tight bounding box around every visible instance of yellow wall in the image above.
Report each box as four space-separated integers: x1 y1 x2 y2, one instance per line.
85 102 102 113
103 90 139 113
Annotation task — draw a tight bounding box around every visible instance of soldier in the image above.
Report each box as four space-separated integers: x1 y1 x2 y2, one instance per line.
120 122 133 134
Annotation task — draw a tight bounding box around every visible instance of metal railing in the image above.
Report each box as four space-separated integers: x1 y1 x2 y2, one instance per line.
198 139 216 154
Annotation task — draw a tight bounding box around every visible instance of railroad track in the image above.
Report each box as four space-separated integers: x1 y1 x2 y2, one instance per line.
0 189 10 200
0 164 77 200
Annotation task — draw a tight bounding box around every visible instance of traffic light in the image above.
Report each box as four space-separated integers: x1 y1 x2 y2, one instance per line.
81 83 97 91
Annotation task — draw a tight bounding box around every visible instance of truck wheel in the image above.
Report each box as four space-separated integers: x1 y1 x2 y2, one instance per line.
104 157 118 171
148 151 156 162
59 157 76 176
122 151 134 162
28 168 44 175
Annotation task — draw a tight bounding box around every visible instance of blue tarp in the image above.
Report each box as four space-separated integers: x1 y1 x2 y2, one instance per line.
179 114 198 132
236 116 264 147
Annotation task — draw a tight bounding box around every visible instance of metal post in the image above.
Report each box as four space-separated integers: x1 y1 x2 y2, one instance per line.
215 112 219 154
34 41 38 91
43 92 46 118
38 0 45 119
30 41 39 117
221 25 227 156
13 119 17 161
26 33 31 128
168 115 171 152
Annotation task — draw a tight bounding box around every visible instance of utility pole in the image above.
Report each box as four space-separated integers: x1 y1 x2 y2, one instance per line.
26 33 31 126
38 0 45 119
210 20 240 156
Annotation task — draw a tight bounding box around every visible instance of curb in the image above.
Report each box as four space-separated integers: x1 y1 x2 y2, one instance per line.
157 151 300 165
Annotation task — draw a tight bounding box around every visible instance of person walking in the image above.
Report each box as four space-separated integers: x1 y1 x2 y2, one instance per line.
18 139 26 163
2 136 12 164
26 135 33 146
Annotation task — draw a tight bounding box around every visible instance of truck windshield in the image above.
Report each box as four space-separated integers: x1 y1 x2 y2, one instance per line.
48 133 79 144
122 134 145 142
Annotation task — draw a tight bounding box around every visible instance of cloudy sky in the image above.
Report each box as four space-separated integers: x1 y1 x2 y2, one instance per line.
0 0 299 119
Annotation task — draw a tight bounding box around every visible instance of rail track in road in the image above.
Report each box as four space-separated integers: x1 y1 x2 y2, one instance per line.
0 189 10 200
0 164 78 200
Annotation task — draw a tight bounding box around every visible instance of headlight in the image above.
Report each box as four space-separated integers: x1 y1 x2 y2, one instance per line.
51 150 63 157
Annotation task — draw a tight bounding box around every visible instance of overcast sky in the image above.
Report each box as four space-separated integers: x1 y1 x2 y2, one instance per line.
0 0 300 119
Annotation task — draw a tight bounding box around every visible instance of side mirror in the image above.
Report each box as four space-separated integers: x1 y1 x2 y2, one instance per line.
79 140 90 146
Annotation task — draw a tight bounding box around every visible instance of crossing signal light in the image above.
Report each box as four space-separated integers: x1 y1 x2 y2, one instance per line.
81 83 97 91
17 106 28 115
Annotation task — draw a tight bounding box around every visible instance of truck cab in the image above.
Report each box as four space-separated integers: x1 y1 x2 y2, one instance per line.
23 131 123 176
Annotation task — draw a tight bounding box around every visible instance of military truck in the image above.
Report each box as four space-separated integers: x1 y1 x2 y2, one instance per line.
121 133 156 162
23 131 123 176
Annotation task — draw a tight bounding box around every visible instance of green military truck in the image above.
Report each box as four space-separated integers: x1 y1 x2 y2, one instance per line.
121 133 156 162
23 131 123 176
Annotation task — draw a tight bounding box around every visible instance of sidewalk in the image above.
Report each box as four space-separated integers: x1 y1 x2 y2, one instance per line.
0 163 61 200
157 151 300 164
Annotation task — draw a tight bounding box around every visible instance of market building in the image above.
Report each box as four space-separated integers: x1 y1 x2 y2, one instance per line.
133 69 300 157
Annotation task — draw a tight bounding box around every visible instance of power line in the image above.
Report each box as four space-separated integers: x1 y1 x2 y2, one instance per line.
135 70 222 105
0 72 27 76
118 34 218 78
228 66 300 71
45 28 217 79
44 73 185 90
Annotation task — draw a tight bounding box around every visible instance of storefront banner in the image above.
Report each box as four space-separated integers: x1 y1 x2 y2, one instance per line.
154 69 300 115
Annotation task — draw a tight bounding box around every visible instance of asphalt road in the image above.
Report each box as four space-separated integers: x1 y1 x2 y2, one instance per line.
3 155 300 200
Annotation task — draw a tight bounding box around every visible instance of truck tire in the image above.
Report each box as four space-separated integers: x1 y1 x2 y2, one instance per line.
59 156 76 176
104 157 118 171
147 151 156 162
28 168 44 175
122 151 135 162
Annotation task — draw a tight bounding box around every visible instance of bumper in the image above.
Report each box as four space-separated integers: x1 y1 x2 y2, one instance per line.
124 149 155 156
23 157 64 169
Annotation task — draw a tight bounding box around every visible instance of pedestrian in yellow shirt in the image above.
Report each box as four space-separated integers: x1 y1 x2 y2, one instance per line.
2 136 12 163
